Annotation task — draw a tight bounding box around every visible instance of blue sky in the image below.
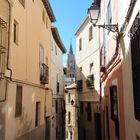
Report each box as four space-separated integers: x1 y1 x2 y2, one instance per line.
50 0 92 66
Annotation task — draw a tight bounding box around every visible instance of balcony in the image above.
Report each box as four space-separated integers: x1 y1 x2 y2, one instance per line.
40 63 49 84
0 17 7 79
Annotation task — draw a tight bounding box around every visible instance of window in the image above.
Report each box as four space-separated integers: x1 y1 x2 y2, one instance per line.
89 62 93 73
79 38 82 51
55 100 58 113
13 20 19 45
86 74 94 88
55 46 57 55
46 17 48 28
101 29 106 68
15 85 22 117
35 102 40 127
130 13 140 121
39 46 44 65
18 0 25 7
89 26 93 41
110 85 118 121
68 112 71 124
70 131 73 140
87 102 92 122
42 10 45 23
68 93 71 103
107 0 112 33
57 82 59 93
77 80 83 91
80 102 84 115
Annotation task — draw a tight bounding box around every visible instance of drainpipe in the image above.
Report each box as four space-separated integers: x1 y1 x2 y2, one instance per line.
6 0 13 81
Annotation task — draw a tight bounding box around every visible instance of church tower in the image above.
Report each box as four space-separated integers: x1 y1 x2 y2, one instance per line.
66 42 76 78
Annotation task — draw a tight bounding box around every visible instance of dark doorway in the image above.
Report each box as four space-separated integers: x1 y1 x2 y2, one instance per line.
106 106 110 140
45 117 50 140
94 113 102 140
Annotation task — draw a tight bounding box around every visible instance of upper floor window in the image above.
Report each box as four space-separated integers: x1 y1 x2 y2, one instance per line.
89 26 93 41
55 100 58 113
39 46 44 65
46 17 48 28
79 38 82 51
18 0 25 7
68 93 71 103
13 20 19 45
130 13 140 121
68 112 71 124
107 0 112 25
89 62 93 73
42 10 45 23
55 46 57 55
77 79 83 91
107 0 112 33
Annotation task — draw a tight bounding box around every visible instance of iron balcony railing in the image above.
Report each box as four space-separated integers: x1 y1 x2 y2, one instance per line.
0 17 7 79
40 63 49 84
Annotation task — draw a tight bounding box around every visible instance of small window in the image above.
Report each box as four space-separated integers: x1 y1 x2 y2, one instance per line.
107 0 112 33
57 82 59 93
68 112 71 124
55 46 57 55
68 93 71 103
18 0 25 7
35 102 40 127
42 10 45 23
77 80 83 91
39 46 44 65
55 100 58 113
13 20 19 45
79 38 82 51
15 85 22 117
46 17 48 28
89 26 93 41
89 62 93 73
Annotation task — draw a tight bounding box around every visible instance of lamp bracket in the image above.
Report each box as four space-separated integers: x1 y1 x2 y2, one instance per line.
93 23 118 33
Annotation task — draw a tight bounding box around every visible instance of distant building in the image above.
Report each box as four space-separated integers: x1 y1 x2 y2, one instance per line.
65 83 78 140
65 43 76 86
75 17 101 140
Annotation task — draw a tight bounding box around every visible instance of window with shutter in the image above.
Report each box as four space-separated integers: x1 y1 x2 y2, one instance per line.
109 85 118 121
130 13 140 121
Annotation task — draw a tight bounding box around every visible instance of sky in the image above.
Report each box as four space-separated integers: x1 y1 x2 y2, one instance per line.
50 0 92 66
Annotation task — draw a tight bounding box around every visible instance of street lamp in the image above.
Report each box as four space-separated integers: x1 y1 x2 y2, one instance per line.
88 3 118 33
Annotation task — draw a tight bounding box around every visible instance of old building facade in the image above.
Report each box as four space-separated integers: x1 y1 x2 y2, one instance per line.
50 27 66 140
0 0 65 140
90 0 140 140
65 83 78 140
75 17 101 140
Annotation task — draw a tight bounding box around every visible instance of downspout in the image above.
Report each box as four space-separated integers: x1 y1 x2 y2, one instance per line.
7 0 12 81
